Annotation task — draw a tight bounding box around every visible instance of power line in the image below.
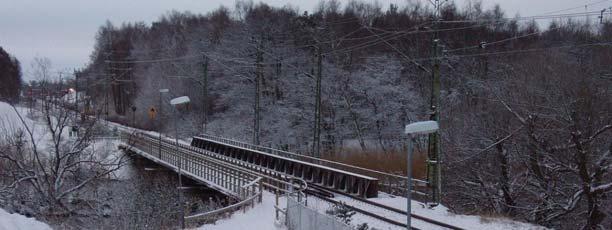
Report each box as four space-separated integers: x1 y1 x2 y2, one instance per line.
104 55 199 64
445 25 566 53
540 0 610 15
320 22 525 57
440 10 611 24
363 25 431 73
430 41 612 61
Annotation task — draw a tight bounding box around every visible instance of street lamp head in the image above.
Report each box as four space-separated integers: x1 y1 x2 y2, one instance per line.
159 89 169 93
170 96 190 105
405 121 439 135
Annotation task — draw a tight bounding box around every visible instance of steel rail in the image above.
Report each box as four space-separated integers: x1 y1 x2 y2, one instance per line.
123 132 462 229
308 184 465 230
127 132 308 195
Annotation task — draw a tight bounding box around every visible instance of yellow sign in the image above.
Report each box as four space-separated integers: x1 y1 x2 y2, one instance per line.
148 107 157 119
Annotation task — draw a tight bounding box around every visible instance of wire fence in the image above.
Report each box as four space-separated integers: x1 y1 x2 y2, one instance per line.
286 196 353 230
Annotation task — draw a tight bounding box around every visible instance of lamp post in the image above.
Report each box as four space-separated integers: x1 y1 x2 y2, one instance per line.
167 75 207 133
170 96 190 229
158 89 169 158
404 121 439 230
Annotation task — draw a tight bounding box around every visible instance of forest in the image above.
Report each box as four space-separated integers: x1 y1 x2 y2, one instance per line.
76 0 611 229
0 47 22 103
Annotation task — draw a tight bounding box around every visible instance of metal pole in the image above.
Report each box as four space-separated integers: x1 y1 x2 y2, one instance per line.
254 40 262 145
159 91 162 158
428 0 443 206
313 45 322 158
175 111 184 229
202 54 209 134
407 136 413 230
74 70 79 123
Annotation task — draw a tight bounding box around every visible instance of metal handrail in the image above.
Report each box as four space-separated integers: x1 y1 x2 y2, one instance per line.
153 134 308 193
196 134 430 197
123 131 309 195
198 134 426 183
185 192 261 220
185 176 263 224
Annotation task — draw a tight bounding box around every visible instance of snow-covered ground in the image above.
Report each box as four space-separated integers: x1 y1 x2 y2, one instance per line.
100 113 547 230
360 193 545 230
0 102 49 148
0 208 51 230
196 192 287 230
0 102 546 230
195 190 546 230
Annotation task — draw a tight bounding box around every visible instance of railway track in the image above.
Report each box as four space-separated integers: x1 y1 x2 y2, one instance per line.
129 132 463 229
307 184 464 230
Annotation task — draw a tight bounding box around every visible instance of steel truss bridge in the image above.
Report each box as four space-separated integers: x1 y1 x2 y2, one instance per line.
119 131 460 229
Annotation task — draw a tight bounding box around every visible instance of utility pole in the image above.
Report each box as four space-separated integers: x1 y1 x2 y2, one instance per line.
58 72 63 109
427 0 445 206
85 75 90 115
313 45 322 158
175 110 185 229
158 88 169 158
254 39 263 145
202 53 209 134
74 69 79 122
306 16 324 158
104 31 112 122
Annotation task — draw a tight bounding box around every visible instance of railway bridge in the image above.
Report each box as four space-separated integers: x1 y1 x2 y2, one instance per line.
118 130 457 229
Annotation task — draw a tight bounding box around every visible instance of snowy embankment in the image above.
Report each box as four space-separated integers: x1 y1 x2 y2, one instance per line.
195 192 286 230
196 190 545 230
364 193 545 230
0 208 51 230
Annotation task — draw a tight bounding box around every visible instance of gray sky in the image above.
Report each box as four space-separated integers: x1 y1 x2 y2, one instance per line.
0 0 607 81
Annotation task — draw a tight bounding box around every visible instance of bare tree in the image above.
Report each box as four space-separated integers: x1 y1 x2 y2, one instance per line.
0 102 128 216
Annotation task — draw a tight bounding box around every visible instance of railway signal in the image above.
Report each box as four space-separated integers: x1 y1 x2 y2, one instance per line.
148 107 157 119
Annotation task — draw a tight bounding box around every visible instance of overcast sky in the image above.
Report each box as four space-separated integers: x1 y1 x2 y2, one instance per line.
0 0 607 81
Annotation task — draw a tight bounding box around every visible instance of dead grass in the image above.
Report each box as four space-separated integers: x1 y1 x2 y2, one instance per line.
322 148 428 179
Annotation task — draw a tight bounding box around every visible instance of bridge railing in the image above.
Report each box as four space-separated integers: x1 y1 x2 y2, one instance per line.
124 132 258 198
197 134 429 198
121 132 310 226
123 132 308 196
184 177 263 226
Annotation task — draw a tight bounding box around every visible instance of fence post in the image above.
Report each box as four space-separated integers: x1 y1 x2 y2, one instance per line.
258 181 263 203
251 185 256 208
275 190 279 220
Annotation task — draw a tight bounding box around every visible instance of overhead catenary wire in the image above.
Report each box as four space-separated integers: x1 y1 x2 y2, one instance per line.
439 10 612 24
540 0 610 15
104 55 200 64
421 41 612 61
319 23 487 57
363 25 432 73
360 41 612 63
98 20 503 65
445 25 565 53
